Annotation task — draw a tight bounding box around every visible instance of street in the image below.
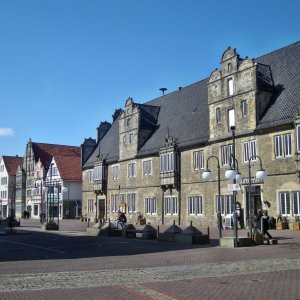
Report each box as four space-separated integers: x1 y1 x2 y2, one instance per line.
0 219 300 299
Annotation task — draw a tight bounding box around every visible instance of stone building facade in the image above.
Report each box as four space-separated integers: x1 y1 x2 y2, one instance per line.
82 41 300 228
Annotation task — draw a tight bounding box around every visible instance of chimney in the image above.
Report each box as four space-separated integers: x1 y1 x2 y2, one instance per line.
97 121 111 143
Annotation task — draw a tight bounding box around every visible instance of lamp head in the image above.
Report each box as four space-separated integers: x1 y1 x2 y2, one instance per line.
225 168 236 180
202 169 212 181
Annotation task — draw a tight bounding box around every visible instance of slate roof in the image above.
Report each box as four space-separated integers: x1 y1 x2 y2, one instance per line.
83 40 300 168
2 156 23 176
255 41 300 129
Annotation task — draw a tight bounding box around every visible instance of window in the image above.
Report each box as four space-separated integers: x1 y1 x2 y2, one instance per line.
127 193 136 213
228 109 235 130
0 177 7 185
164 196 178 215
0 190 7 199
221 144 233 166
160 152 177 173
145 197 156 214
243 140 257 163
112 165 120 180
297 125 300 152
193 150 204 170
293 192 300 215
0 165 4 172
87 199 94 213
26 189 32 197
215 195 225 214
94 165 105 180
129 133 134 144
225 195 234 214
128 162 136 178
143 160 152 176
87 170 93 183
274 136 283 158
111 194 119 212
279 192 290 216
123 135 128 144
274 134 291 158
241 100 248 117
126 118 131 128
228 78 233 96
188 196 203 215
216 108 221 124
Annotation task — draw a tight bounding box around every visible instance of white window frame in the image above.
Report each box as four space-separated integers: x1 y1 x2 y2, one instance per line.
160 152 176 173
127 193 136 213
193 150 204 170
143 160 152 176
228 78 234 96
293 191 300 215
145 197 157 215
164 196 178 215
243 140 257 163
241 100 248 117
215 195 225 215
188 196 203 216
112 165 120 181
279 192 291 216
297 125 300 152
128 162 136 178
228 108 235 130
87 199 94 213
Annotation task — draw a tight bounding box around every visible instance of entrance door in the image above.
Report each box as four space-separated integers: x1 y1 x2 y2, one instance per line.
245 185 262 222
98 199 105 222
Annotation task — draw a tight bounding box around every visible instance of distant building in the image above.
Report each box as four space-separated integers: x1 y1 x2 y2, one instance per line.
0 155 23 219
17 139 82 220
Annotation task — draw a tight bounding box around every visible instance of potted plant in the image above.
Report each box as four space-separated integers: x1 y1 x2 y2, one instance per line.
136 212 146 225
292 216 300 230
276 215 288 229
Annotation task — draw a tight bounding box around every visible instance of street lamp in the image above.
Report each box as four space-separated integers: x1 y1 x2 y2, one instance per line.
202 155 222 239
248 155 267 239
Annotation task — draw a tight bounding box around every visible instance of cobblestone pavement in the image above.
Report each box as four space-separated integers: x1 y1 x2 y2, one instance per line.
0 219 300 299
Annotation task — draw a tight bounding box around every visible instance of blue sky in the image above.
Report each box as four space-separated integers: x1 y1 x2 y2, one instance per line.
0 0 299 157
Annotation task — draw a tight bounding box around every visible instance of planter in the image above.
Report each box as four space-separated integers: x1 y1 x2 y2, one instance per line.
293 223 300 230
276 222 288 230
136 218 146 225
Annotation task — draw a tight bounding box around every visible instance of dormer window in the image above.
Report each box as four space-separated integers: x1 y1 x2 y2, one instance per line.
227 63 232 72
228 109 235 131
126 118 131 128
228 78 233 96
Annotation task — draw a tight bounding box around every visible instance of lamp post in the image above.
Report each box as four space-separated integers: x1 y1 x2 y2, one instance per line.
202 156 222 238
223 126 240 247
248 155 267 239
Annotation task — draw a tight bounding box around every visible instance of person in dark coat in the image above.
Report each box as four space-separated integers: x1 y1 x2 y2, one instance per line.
262 210 272 240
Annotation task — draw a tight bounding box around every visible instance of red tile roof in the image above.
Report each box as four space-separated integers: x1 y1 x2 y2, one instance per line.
54 155 82 182
3 156 23 176
31 142 81 182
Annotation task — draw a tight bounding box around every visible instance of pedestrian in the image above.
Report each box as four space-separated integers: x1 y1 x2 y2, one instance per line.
262 210 273 241
116 210 127 228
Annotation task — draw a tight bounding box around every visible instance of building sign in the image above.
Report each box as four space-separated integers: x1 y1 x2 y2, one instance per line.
241 177 263 185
